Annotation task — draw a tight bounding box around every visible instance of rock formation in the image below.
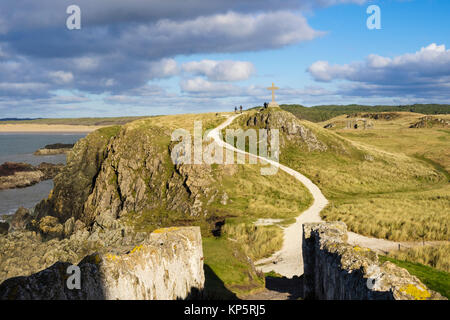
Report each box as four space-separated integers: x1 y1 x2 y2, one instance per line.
302 222 446 300
0 162 63 190
245 108 327 152
34 143 74 155
34 124 226 236
0 227 204 300
409 116 450 128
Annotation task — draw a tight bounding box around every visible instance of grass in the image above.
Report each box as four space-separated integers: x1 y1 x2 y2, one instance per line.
387 244 450 272
229 109 449 242
202 237 265 298
281 104 450 122
222 222 284 261
379 255 450 298
114 111 313 298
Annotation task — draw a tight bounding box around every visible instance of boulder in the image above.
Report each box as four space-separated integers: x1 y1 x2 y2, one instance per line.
9 207 31 231
38 216 64 239
0 221 9 235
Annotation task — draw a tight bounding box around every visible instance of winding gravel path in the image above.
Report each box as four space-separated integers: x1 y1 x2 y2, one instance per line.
208 114 441 278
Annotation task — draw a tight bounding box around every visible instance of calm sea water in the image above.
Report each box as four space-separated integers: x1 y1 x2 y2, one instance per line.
0 133 86 215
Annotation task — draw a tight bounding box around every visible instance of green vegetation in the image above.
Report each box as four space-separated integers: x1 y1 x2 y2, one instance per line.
230 109 449 242
387 244 450 273
379 255 450 298
281 104 450 122
222 222 284 261
202 237 264 298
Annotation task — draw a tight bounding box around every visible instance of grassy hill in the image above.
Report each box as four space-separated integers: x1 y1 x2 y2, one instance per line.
228 108 449 242
281 104 450 122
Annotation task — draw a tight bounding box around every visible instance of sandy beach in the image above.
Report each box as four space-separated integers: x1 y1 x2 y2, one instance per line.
0 124 104 133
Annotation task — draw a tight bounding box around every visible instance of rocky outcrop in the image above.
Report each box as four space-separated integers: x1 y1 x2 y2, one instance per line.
34 124 225 235
302 222 445 300
0 162 63 190
347 112 400 121
34 143 74 155
0 227 204 300
409 116 450 128
36 162 64 180
0 162 44 190
245 109 327 152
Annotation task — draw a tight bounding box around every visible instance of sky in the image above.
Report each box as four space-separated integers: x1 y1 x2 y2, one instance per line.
0 0 449 118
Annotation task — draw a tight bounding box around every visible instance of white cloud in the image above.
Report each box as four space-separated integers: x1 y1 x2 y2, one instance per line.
307 43 450 99
49 71 74 84
180 77 237 95
149 58 179 78
73 57 100 71
182 60 255 81
308 43 450 83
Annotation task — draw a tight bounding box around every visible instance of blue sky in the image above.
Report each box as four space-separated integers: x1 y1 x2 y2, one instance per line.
0 0 449 118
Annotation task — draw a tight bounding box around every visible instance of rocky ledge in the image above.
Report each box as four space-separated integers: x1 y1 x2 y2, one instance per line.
302 222 446 300
0 162 63 190
34 143 74 155
0 226 204 300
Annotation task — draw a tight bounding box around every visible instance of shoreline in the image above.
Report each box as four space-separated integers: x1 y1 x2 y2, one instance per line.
0 124 104 133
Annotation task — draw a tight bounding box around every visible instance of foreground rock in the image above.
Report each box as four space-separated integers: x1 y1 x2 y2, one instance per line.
34 143 74 155
302 222 445 300
0 162 63 190
0 227 204 300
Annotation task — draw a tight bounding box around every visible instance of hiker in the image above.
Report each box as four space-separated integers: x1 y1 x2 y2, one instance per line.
239 105 243 113
264 102 268 109
234 106 237 113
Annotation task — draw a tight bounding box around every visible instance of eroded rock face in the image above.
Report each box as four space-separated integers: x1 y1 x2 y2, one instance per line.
34 125 223 235
0 227 204 300
302 222 446 300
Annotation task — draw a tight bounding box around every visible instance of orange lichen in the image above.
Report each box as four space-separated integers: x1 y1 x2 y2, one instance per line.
152 227 180 234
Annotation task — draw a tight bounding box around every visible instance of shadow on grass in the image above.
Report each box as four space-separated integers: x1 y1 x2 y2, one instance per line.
202 264 238 300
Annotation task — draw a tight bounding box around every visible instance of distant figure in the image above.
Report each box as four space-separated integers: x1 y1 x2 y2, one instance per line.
264 102 268 109
234 106 237 113
239 105 243 113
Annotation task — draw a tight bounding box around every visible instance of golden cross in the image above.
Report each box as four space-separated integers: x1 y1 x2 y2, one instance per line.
267 82 279 103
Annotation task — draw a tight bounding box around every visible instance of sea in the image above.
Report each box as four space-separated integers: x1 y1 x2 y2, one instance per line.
0 133 87 215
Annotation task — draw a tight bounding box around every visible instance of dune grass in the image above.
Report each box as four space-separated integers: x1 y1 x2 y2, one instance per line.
222 222 284 261
229 109 449 242
387 244 450 273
